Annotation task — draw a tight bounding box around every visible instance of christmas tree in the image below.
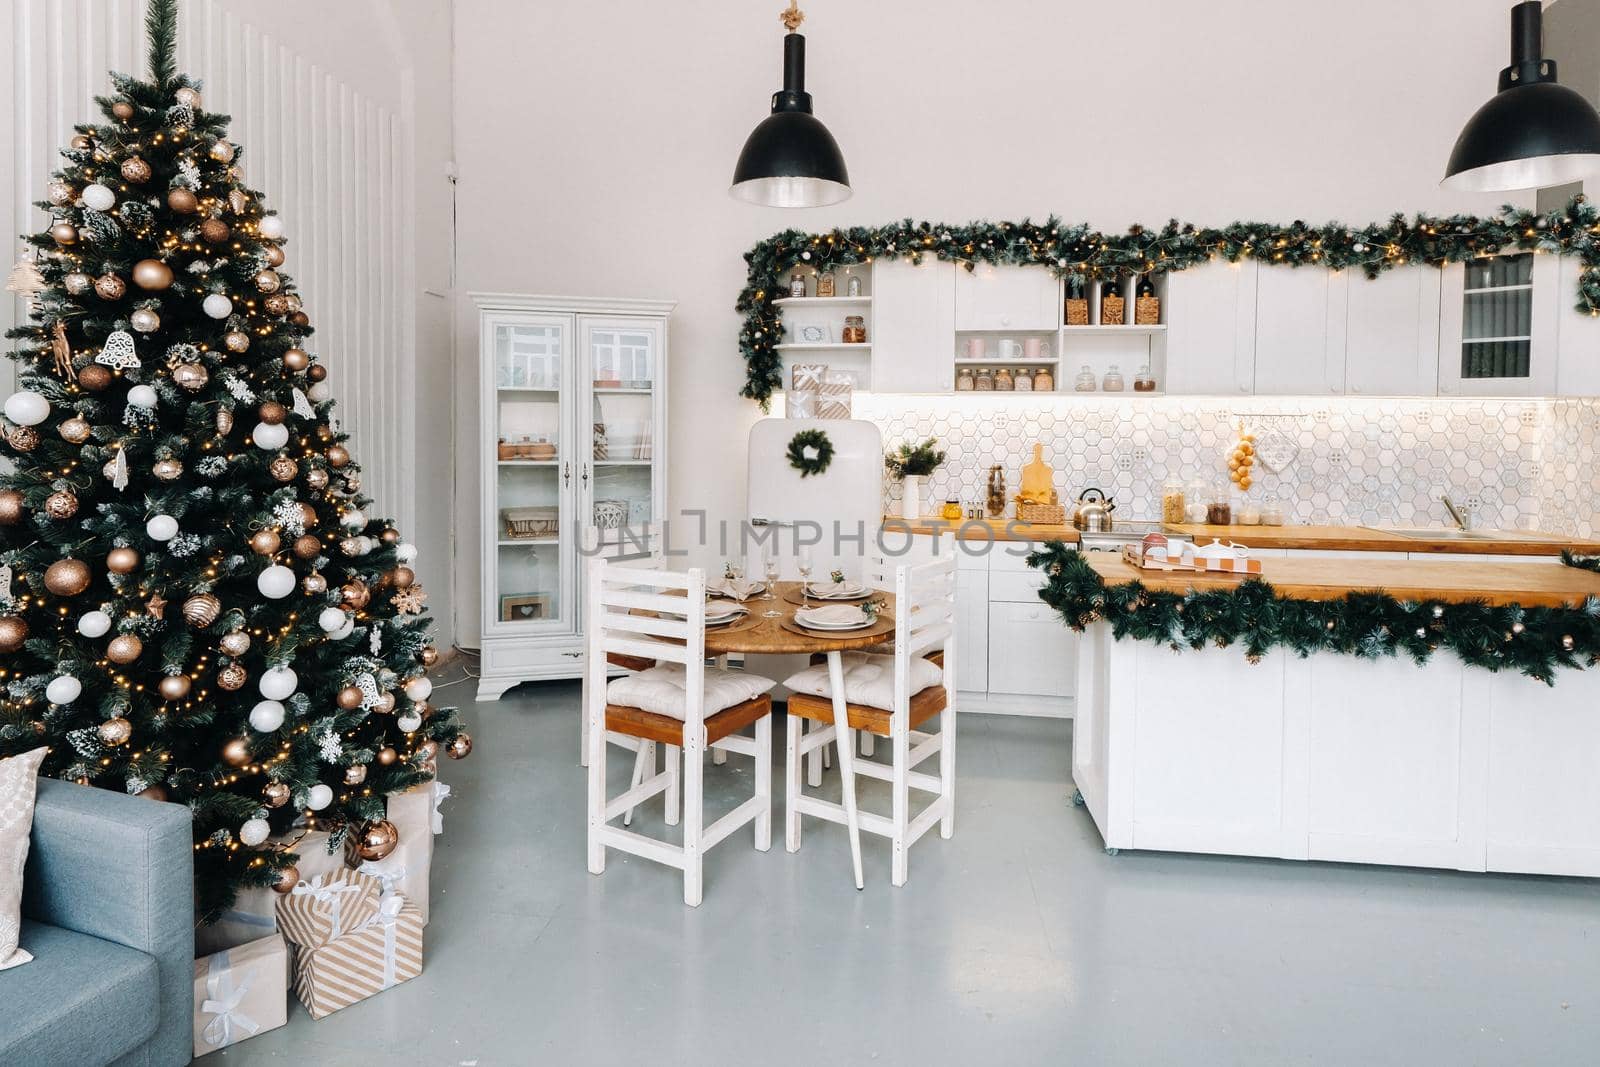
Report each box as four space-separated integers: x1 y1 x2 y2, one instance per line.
0 0 471 921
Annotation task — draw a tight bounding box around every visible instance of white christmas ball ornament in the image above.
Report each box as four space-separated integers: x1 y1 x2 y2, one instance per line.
395 542 418 564
77 610 112 638
4 391 50 426
396 710 423 733
248 699 286 732
146 514 179 541
306 382 331 404
318 607 348 633
404 676 433 702
340 509 365 529
306 783 333 811
202 294 233 319
258 665 298 700
258 215 286 240
332 617 355 640
253 421 289 451
127 384 158 408
239 818 271 847
46 676 82 704
81 183 117 211
257 564 296 599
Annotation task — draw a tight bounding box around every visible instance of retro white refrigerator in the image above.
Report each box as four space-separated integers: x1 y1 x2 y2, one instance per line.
745 418 885 583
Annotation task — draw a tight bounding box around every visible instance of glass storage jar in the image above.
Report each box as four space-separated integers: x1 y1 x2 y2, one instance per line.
1133 363 1157 392
842 315 867 343
1260 495 1285 526
1014 368 1033 391
1185 478 1210 524
1074 364 1097 392
1102 364 1125 392
994 367 1014 391
974 367 994 391
1161 479 1187 525
1034 366 1054 391
1206 482 1232 526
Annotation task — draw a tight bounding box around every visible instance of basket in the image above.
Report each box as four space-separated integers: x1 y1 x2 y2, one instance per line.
503 506 558 539
1064 298 1090 326
1135 295 1161 326
1101 295 1125 326
593 499 628 530
1018 501 1067 525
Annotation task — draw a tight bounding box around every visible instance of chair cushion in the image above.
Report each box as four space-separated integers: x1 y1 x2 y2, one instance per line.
606 664 776 720
0 920 159 1065
782 651 943 712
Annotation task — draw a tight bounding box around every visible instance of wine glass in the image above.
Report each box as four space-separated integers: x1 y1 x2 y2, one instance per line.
762 552 782 617
796 548 813 608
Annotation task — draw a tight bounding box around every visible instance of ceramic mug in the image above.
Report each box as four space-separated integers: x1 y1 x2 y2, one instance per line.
965 336 987 359
998 339 1024 359
1023 337 1047 359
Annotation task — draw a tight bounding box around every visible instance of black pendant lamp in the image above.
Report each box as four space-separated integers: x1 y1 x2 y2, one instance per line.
730 2 851 208
1443 0 1600 192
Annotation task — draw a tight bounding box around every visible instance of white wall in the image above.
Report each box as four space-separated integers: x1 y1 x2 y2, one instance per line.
0 0 458 646
449 0 1533 645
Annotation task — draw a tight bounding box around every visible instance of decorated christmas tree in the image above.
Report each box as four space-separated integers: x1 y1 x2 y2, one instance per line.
0 0 471 921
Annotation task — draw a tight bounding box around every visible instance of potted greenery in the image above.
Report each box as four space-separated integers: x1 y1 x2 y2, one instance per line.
885 438 946 520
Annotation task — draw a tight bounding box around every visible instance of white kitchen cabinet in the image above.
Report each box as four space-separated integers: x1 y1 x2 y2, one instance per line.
1438 252 1560 396
871 258 956 392
956 567 989 693
988 602 1078 700
1556 254 1600 397
473 293 674 700
1253 265 1345 394
953 263 1059 332
1343 265 1442 396
1165 260 1257 394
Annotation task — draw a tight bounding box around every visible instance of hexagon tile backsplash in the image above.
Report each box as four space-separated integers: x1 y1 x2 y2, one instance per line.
845 393 1600 537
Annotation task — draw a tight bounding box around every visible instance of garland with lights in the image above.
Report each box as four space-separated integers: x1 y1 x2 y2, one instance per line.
1026 542 1600 686
737 195 1600 408
786 428 833 477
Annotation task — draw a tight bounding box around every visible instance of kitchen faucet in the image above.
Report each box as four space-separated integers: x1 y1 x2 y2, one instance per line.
1440 494 1470 531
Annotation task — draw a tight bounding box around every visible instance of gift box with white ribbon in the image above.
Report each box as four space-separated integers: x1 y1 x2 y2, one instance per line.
365 780 450 924
292 895 424 1019
275 868 382 950
196 829 347 956
192 933 288 1055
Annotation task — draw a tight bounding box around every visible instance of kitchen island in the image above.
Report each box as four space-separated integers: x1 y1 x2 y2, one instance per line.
1064 552 1600 878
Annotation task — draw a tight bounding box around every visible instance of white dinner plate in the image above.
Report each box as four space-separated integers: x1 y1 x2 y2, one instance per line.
794 605 874 631
805 581 869 599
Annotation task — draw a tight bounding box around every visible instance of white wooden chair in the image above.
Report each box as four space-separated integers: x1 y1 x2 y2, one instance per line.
781 553 958 887
585 556 776 906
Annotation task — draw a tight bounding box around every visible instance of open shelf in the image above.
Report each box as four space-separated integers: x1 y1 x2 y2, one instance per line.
774 296 872 307
775 343 873 352
1060 324 1167 334
591 386 653 395
954 358 1059 366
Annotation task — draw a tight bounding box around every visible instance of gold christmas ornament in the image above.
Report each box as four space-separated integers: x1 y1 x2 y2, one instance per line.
152 457 183 481
158 674 191 701
228 188 249 215
376 692 396 714
175 86 202 109
303 573 328 595
271 865 300 894
420 645 439 668
220 630 251 657
447 733 473 760
250 529 281 556
50 221 79 246
290 311 311 328
391 566 416 589
258 400 287 424
129 308 161 334
200 218 230 243
376 746 397 766
263 781 290 808
343 764 367 786
282 347 309 371
299 503 319 528
111 100 136 121
293 534 321 559
6 426 39 453
106 546 140 574
417 739 439 762
145 593 166 620
380 527 400 545
264 244 286 268
336 685 364 710
47 179 75 206
326 445 350 468
265 293 291 316
254 270 281 293
44 489 78 520
305 468 329 490
218 664 247 691
172 362 209 392
119 156 152 183
70 134 93 150
0 490 23 526
342 581 370 609
44 558 92 596
63 271 92 294
222 736 251 767
209 140 235 163
131 259 174 290
59 416 92 443
340 537 363 557
94 273 126 300
354 819 398 861
99 716 133 745
77 364 113 391
0 616 28 652
270 456 298 482
224 330 250 353
411 700 433 721
182 593 222 628
107 633 143 664
167 187 199 214
215 408 234 435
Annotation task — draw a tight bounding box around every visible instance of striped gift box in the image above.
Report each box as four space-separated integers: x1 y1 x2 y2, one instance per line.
275 868 381 949
292 897 424 1019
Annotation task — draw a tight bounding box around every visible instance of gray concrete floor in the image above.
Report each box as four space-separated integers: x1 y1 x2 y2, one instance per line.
203 664 1600 1065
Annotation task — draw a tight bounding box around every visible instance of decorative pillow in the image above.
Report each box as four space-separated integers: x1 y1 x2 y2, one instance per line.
782 651 943 712
0 746 49 971
606 664 775 720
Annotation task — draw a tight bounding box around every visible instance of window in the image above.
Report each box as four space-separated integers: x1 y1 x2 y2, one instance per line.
1460 254 1532 380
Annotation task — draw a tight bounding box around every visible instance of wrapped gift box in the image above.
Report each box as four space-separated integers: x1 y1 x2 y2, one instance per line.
192 933 288 1056
815 370 853 420
292 896 424 1019
365 781 449 924
788 363 826 419
196 829 346 956
275 868 382 950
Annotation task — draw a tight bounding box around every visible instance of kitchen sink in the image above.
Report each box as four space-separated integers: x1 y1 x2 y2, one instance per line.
1364 526 1567 542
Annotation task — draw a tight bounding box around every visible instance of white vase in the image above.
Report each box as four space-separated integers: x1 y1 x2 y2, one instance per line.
901 475 922 520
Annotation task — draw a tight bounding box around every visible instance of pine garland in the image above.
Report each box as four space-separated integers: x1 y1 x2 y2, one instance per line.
1026 543 1600 686
737 195 1600 408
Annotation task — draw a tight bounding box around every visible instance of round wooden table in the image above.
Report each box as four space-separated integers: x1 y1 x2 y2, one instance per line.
701 581 895 889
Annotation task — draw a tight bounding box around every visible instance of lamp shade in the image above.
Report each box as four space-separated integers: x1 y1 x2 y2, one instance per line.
731 33 850 208
1443 1 1600 192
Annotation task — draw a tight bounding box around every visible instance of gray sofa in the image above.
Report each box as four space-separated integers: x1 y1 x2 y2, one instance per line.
0 777 193 1066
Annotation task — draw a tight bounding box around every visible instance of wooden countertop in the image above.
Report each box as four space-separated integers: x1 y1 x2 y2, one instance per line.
1086 554 1600 608
882 516 1080 544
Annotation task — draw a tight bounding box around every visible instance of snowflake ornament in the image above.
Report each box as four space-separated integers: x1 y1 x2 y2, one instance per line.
317 725 343 763
273 499 308 535
223 374 255 402
168 533 202 557
391 584 427 615
369 625 383 656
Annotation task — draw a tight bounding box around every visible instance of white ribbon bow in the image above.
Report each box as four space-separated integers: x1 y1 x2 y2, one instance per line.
357 860 408 895
367 892 406 990
289 874 361 938
429 781 451 835
200 949 261 1048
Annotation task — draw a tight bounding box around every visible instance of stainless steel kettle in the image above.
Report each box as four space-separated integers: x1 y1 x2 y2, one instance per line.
1072 487 1117 532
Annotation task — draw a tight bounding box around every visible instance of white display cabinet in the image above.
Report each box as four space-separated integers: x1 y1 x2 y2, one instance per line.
473 293 673 701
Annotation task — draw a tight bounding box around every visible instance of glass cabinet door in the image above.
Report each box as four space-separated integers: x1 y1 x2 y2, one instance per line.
490 314 573 633
1439 253 1558 396
582 317 664 546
